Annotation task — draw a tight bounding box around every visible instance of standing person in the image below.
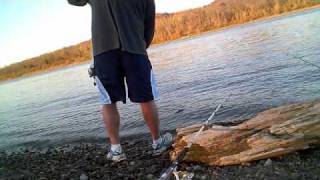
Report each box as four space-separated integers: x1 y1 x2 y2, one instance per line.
67 0 172 162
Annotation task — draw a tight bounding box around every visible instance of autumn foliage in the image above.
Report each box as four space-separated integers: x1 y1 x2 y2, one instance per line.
153 0 319 43
0 0 319 81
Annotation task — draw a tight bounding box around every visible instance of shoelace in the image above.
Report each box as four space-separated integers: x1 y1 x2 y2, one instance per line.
153 138 164 150
110 149 123 156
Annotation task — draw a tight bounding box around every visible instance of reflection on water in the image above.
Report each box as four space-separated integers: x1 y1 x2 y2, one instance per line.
0 9 320 150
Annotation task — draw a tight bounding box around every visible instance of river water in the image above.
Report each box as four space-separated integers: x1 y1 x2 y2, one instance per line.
1 9 319 151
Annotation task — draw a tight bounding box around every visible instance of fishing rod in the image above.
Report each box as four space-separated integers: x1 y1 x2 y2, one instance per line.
158 52 319 180
159 104 222 180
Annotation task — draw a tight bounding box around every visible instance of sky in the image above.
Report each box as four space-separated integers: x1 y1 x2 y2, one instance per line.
0 0 214 67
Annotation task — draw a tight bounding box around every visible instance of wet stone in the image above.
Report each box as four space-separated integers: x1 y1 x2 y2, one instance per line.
186 166 192 171
146 174 154 179
1 131 320 180
79 174 88 180
200 174 208 180
264 159 272 167
60 173 68 179
193 165 202 171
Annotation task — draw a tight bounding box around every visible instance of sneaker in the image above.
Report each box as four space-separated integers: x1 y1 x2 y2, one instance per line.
106 149 127 162
152 132 173 155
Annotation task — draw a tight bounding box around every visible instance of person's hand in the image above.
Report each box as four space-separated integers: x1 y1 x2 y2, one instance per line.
88 60 95 78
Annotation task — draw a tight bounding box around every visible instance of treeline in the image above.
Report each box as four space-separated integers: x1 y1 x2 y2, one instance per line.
153 0 319 43
0 41 91 81
0 0 319 81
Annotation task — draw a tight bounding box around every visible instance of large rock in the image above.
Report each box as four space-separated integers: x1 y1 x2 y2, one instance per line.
171 100 320 166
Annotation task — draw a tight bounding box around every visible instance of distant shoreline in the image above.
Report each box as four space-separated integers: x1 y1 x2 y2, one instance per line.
1 4 320 84
151 4 320 47
0 61 90 85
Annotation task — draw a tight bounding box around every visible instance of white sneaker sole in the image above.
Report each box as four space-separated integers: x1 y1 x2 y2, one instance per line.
153 147 169 156
112 156 126 162
107 154 127 162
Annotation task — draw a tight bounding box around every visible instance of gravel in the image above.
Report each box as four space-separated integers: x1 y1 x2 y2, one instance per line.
1 132 320 180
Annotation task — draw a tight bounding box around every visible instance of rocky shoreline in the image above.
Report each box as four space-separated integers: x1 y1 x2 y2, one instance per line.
1 131 320 180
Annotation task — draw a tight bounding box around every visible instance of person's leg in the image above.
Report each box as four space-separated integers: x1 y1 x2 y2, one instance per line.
140 100 173 154
101 102 126 162
120 52 160 140
140 101 160 141
121 51 172 153
102 103 121 145
94 50 127 161
95 50 126 145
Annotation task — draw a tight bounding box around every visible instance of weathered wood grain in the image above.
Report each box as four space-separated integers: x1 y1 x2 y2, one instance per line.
171 101 320 166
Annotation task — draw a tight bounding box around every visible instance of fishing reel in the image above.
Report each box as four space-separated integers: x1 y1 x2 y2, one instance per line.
88 60 96 86
160 165 194 180
173 170 194 180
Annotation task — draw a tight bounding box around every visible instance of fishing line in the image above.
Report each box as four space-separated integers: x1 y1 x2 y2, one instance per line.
159 52 319 179
288 53 320 70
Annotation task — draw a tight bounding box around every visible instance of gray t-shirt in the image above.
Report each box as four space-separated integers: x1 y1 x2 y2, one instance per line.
68 0 155 56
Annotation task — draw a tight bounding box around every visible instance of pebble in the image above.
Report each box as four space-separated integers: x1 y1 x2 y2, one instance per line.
2 135 320 180
241 162 251 166
264 159 272 166
193 165 202 171
128 141 135 147
186 166 192 171
80 174 88 180
200 175 208 180
146 174 153 179
149 165 158 174
60 174 69 179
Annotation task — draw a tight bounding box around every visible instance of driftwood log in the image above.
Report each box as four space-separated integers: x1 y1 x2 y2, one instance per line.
171 101 320 166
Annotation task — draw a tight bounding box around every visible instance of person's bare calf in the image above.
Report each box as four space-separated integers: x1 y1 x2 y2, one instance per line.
102 101 161 144
140 101 161 141
140 101 173 154
102 104 121 145
102 104 127 162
